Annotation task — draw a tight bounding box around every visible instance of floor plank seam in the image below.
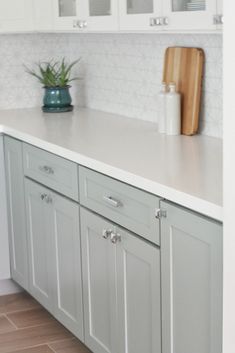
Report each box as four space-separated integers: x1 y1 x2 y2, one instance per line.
3 315 19 331
5 342 52 353
1 306 41 316
47 344 57 353
47 337 76 346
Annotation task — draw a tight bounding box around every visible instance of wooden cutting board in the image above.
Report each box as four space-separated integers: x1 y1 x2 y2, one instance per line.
163 47 205 136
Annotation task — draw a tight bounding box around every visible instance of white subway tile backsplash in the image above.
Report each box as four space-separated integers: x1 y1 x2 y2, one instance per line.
0 33 222 138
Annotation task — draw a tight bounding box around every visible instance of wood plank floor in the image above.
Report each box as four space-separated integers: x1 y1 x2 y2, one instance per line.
0 292 91 353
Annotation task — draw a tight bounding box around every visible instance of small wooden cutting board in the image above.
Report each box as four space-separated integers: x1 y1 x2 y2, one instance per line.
163 47 205 136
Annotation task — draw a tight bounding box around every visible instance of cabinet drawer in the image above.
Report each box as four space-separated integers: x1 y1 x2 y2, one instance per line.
23 143 79 201
79 167 160 245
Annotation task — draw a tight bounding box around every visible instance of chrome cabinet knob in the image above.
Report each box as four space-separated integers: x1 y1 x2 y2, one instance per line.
218 15 224 24
77 20 84 28
110 232 121 244
102 229 112 239
40 193 53 204
73 20 86 29
163 17 169 25
213 14 224 25
150 18 156 26
152 17 168 26
155 17 161 26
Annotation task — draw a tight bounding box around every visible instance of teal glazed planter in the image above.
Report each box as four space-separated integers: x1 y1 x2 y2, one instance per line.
42 86 73 113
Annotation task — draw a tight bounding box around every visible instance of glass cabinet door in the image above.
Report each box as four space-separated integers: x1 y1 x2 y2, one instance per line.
53 0 85 30
163 0 217 29
58 0 77 17
119 0 162 30
83 0 119 30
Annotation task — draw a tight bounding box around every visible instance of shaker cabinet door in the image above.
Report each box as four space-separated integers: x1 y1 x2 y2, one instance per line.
4 137 28 290
25 179 54 312
81 208 118 353
116 228 161 353
80 208 161 353
51 195 84 340
161 201 222 353
25 178 84 339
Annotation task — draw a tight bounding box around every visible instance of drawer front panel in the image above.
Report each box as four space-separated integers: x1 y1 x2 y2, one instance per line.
79 166 160 245
23 143 78 200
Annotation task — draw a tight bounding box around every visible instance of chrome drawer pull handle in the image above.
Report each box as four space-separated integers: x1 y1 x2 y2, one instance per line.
39 165 54 175
102 229 112 239
40 193 53 204
103 196 122 208
110 232 121 244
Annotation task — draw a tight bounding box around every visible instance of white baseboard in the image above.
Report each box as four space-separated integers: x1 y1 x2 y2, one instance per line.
0 279 22 296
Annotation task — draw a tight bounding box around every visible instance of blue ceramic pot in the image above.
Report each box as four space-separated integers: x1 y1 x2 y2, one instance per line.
42 86 73 113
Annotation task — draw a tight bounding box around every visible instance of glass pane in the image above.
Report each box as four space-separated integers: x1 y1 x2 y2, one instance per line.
58 0 76 17
127 0 153 14
172 0 205 12
89 0 111 16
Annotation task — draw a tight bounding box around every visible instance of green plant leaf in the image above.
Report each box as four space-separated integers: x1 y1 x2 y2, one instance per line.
24 58 81 88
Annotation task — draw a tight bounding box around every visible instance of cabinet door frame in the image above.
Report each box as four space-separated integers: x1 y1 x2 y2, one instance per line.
119 0 163 30
116 229 161 353
163 0 217 30
81 208 119 353
25 179 55 312
4 137 28 290
160 200 222 353
51 195 84 340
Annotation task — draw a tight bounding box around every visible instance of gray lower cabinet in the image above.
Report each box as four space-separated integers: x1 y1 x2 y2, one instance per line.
160 201 223 353
24 178 84 340
81 208 161 353
4 136 28 290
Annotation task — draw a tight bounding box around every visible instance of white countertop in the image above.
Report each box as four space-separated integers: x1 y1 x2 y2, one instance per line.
0 107 223 221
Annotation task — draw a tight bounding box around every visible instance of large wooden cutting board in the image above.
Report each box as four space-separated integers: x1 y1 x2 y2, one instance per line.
163 47 205 136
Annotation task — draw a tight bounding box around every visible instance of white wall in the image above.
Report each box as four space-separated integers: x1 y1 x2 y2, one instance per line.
223 1 235 352
0 135 10 280
0 33 222 138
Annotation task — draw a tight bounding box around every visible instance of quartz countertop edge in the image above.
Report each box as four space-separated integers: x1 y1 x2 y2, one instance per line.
0 107 223 222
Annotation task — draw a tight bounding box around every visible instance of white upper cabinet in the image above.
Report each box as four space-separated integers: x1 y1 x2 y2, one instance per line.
119 0 163 30
33 0 54 31
163 0 217 30
0 0 223 32
52 0 84 30
0 0 34 32
53 0 118 31
83 0 119 31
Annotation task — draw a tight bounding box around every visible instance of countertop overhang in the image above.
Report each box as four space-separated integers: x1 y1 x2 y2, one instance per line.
0 107 223 222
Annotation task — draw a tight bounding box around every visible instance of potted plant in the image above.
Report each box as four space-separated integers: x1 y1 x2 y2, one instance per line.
25 58 81 113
